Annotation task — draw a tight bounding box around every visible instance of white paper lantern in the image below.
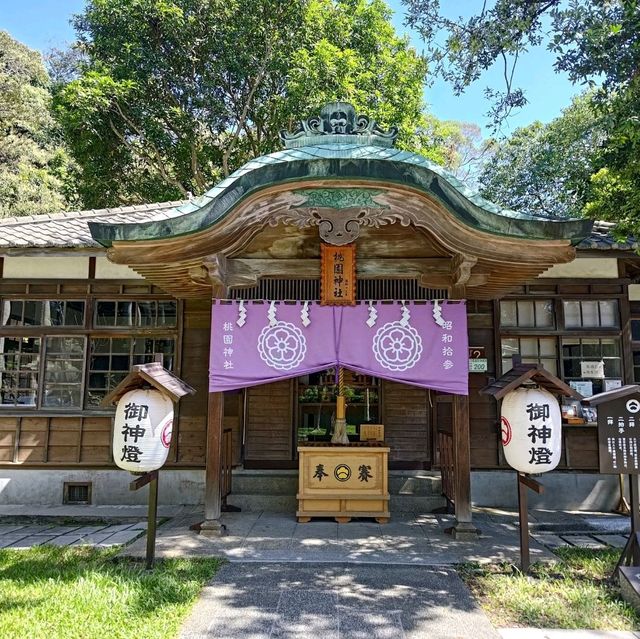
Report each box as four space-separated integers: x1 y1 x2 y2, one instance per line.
500 386 561 473
113 388 174 472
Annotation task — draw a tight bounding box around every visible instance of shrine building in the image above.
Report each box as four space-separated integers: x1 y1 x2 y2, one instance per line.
1 102 638 533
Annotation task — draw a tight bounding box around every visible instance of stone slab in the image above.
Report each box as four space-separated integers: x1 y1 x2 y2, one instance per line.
101 529 144 546
178 562 500 639
593 534 629 549
562 535 607 549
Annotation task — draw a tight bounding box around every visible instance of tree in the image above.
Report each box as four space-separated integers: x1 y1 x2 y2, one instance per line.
401 0 640 232
401 0 640 124
478 92 604 218
0 31 76 217
53 0 465 208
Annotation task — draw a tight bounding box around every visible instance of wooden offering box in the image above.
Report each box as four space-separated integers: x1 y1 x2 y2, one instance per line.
297 443 390 523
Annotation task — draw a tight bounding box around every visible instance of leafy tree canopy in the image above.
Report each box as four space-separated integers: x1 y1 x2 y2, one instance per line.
53 0 472 208
478 92 604 218
0 31 76 217
402 0 640 234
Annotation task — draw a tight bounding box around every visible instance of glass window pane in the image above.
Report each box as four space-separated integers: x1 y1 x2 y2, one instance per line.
539 338 556 357
96 301 116 326
519 338 538 357
599 301 619 327
111 338 131 353
604 359 622 378
563 301 581 328
157 301 177 327
137 301 155 327
517 301 535 327
501 338 519 359
581 301 599 327
23 301 43 326
43 337 85 408
540 359 557 375
111 355 130 371
500 301 517 327
116 301 134 326
582 339 601 358
44 301 65 326
601 339 620 357
563 359 581 378
64 302 85 326
535 301 554 327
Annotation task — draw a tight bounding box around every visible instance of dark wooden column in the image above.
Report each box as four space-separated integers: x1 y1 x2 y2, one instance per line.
201 284 227 537
450 281 480 540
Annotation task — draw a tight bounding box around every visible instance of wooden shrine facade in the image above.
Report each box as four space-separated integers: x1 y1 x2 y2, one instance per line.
0 102 635 531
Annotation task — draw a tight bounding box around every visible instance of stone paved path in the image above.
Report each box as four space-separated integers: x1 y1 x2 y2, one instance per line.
0 521 146 549
179 562 500 639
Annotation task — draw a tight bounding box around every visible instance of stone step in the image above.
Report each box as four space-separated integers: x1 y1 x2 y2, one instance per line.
225 493 446 515
231 471 443 497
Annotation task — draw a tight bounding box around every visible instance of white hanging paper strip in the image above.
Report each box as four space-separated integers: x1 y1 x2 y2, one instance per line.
236 300 247 327
268 301 277 327
301 301 311 327
433 300 445 328
399 301 410 327
366 301 378 328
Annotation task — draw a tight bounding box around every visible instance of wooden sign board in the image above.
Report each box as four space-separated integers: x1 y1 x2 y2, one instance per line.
320 243 356 305
596 393 640 474
360 424 384 442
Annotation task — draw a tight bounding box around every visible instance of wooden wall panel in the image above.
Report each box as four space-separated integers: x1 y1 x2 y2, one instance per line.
172 298 210 467
382 380 430 467
0 417 17 462
245 380 293 461
80 416 112 464
468 309 500 469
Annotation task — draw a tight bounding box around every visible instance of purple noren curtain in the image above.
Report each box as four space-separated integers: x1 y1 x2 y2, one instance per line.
209 300 468 395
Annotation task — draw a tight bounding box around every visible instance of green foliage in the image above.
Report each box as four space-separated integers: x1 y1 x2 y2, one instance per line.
402 1 640 230
54 0 465 207
478 92 604 218
0 546 221 639
0 32 77 218
459 547 640 630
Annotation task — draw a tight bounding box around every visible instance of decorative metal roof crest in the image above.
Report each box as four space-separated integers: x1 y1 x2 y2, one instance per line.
280 101 398 149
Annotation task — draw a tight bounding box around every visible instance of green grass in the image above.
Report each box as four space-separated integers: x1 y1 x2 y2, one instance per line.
459 547 640 630
0 546 222 639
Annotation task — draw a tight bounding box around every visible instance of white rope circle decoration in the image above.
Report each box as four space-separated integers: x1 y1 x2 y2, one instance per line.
372 321 423 371
257 321 307 371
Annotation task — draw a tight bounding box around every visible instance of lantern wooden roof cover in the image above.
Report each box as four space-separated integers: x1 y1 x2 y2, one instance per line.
89 102 593 300
101 362 196 406
481 364 582 400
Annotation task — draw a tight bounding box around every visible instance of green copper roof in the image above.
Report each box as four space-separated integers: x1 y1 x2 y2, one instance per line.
89 143 593 246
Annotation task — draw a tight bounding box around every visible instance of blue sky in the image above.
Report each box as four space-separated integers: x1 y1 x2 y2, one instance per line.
1 0 581 135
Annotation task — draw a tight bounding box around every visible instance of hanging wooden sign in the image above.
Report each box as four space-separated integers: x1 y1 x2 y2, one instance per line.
320 243 356 305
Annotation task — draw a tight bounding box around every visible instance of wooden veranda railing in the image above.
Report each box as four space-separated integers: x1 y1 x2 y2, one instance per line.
438 427 455 508
221 427 233 508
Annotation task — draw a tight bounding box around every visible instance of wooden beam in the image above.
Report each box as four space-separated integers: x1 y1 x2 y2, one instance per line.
201 284 227 537
450 282 479 540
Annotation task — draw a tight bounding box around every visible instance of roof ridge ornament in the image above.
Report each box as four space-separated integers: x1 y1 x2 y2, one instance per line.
280 101 398 149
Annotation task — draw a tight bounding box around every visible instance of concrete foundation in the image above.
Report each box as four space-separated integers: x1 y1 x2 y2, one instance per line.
471 471 624 511
0 468 626 512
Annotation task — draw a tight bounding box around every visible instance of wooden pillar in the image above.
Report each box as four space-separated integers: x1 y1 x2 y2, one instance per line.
201 284 227 537
450 282 479 540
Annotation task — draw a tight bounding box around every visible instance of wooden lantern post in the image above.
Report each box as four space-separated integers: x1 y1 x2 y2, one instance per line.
101 362 195 569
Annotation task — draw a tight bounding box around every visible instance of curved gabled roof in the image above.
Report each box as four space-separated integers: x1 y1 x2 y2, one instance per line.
89 143 592 247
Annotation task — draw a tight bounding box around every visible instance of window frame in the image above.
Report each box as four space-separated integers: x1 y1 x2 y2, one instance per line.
0 294 181 412
498 292 628 392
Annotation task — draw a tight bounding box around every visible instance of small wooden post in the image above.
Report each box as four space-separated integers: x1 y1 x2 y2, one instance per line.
129 470 159 570
147 474 158 569
517 472 544 573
